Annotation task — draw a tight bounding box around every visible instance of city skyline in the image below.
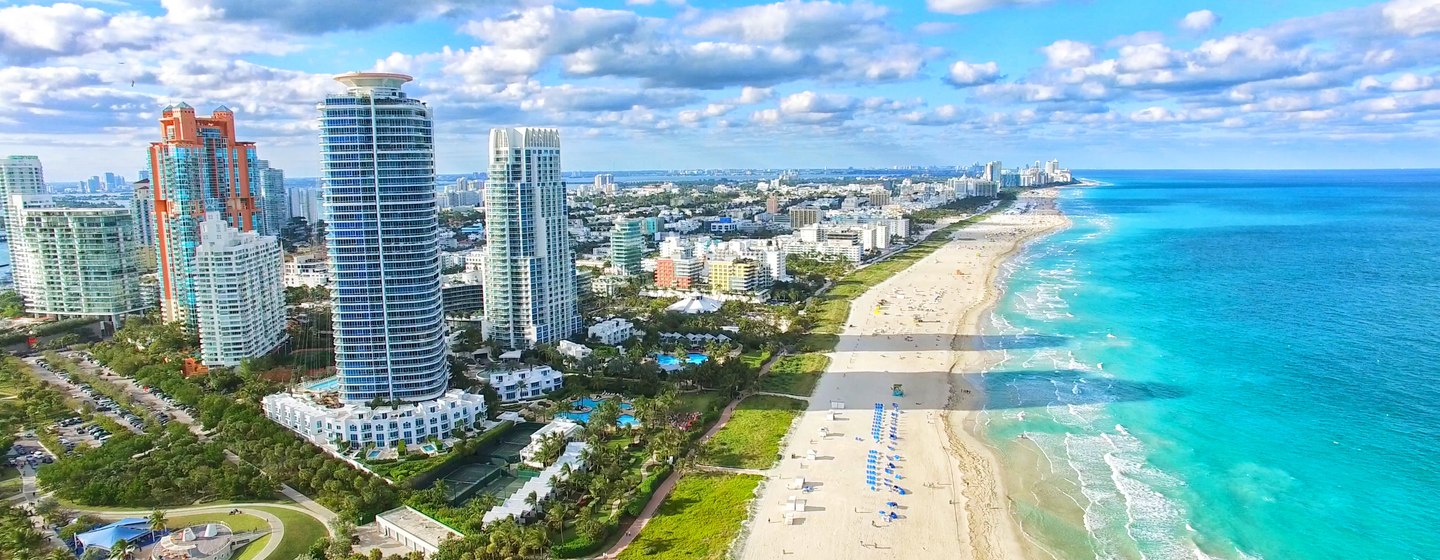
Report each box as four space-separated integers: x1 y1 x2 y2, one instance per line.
2 0 1439 180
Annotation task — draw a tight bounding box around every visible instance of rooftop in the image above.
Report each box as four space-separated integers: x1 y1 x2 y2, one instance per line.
377 506 461 549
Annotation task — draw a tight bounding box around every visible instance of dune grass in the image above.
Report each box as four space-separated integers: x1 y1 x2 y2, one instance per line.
617 473 762 560
757 353 831 397
698 395 805 470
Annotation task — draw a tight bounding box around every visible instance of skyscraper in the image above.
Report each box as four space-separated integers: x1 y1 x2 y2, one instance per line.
255 160 288 237
610 217 644 276
9 194 147 322
193 213 286 367
148 104 263 329
984 161 1003 182
483 127 581 349
319 72 448 403
1 156 49 301
130 179 157 249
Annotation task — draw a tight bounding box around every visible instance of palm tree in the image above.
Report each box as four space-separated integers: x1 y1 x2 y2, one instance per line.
147 509 167 534
107 539 136 560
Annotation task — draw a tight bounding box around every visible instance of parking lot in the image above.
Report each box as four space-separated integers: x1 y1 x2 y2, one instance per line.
61 351 203 435
25 356 149 435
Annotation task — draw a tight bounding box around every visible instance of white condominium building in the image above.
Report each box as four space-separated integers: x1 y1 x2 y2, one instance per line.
1 156 49 297
9 195 148 321
193 213 287 367
263 388 485 448
484 365 564 402
588 317 636 345
483 127 581 349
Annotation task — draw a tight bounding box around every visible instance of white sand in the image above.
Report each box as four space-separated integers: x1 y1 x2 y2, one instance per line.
736 189 1068 560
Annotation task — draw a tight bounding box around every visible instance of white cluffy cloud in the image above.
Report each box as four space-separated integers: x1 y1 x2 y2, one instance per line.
946 60 1000 86
1179 9 1220 32
926 0 1055 16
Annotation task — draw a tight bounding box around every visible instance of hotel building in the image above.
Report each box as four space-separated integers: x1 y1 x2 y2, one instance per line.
148 104 263 329
9 195 148 322
483 127 581 349
192 214 287 367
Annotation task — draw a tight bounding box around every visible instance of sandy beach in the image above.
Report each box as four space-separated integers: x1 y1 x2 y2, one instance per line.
736 188 1068 560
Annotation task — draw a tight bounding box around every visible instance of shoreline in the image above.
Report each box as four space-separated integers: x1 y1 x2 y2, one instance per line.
735 188 1068 560
942 189 1071 560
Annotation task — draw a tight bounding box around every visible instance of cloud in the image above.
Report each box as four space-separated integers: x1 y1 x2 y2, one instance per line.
1041 39 1096 68
901 104 975 125
734 86 774 104
519 84 701 112
1383 0 1440 36
1179 10 1220 33
685 0 891 48
945 60 1001 87
926 0 1054 15
160 0 499 34
914 22 958 35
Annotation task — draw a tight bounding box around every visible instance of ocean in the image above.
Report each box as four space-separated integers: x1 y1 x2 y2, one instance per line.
980 170 1440 559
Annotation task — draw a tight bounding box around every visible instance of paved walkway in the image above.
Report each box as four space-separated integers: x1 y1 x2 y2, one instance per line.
598 349 798 558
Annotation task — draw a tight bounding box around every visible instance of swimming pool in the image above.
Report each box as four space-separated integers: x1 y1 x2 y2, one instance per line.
561 396 639 427
305 376 340 391
656 353 710 367
559 411 639 427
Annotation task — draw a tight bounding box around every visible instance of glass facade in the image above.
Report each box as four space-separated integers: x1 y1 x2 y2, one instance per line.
483 128 582 349
319 73 448 403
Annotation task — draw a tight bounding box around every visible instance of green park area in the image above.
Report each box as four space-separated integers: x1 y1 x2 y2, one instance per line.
698 395 805 470
616 473 761 560
757 353 831 397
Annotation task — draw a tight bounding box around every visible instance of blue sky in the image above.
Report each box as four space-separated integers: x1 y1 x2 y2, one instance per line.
1 0 1438 180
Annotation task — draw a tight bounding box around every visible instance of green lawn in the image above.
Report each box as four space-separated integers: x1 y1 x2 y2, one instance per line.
698 395 805 469
674 391 722 416
617 473 761 560
738 349 771 369
251 506 328 560
166 511 269 532
233 533 272 560
757 354 831 397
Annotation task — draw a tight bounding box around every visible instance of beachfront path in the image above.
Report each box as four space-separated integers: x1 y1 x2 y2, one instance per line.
735 190 1067 560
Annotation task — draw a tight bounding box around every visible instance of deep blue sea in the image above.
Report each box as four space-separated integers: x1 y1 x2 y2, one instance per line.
980 170 1440 560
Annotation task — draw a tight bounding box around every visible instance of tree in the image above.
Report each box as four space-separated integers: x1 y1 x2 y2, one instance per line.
147 509 167 533
107 539 136 560
588 399 622 436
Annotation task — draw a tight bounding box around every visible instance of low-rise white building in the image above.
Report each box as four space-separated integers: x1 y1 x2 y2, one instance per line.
484 365 564 402
375 506 461 557
588 317 636 345
283 255 328 288
518 418 583 467
557 340 592 361
262 388 485 448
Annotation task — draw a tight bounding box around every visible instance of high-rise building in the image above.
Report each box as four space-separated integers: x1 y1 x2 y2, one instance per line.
788 206 821 228
868 191 892 207
609 217 643 276
9 195 147 322
483 127 581 349
593 173 615 195
264 73 483 450
255 160 288 237
984 161 1003 182
148 104 263 329
766 194 779 214
192 214 287 367
130 179 157 249
1 156 49 301
320 72 447 403
287 187 323 224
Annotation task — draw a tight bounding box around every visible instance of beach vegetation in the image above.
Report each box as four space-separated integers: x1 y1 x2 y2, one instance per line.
698 395 805 469
616 473 761 560
757 353 830 396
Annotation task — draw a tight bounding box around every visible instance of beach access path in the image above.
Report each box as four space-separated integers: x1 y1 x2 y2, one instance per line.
735 189 1067 560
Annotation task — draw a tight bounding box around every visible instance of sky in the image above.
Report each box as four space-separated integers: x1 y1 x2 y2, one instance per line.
1 0 1439 180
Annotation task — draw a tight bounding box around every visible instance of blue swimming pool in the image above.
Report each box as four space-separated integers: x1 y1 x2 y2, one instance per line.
656 353 709 367
306 376 340 391
561 396 638 426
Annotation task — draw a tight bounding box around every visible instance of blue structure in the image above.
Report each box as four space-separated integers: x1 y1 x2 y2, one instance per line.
319 73 448 403
75 518 151 551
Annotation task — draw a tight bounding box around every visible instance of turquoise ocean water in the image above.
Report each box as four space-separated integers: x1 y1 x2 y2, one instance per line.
981 170 1440 560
